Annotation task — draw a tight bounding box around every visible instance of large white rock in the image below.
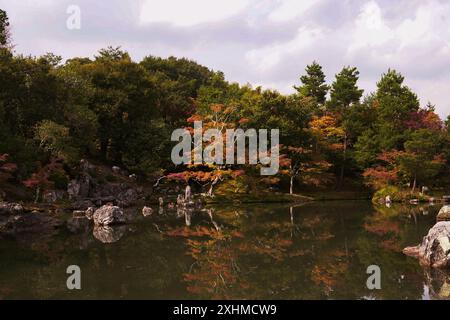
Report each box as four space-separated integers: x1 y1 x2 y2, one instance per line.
93 205 125 226
437 205 450 222
403 221 450 268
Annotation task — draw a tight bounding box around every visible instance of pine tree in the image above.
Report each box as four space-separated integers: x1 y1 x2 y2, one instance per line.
294 61 329 105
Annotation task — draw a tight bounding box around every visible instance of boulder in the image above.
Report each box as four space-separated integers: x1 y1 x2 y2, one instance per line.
403 221 450 268
73 210 86 217
85 207 95 220
42 190 67 203
67 216 91 233
71 199 95 210
67 173 91 200
142 206 153 217
437 205 450 222
112 166 121 174
93 204 125 226
117 188 139 207
0 202 24 215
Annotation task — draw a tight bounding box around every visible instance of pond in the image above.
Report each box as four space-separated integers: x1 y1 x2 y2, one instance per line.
0 201 448 299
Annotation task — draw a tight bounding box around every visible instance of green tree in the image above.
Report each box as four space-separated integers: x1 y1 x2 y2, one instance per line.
0 9 11 48
375 69 419 150
328 67 363 113
294 61 329 106
398 129 446 191
328 66 364 186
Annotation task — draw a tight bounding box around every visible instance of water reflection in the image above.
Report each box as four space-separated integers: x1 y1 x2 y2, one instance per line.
0 201 447 299
93 225 127 244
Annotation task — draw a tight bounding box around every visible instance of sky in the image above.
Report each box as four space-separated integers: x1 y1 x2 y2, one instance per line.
1 0 449 118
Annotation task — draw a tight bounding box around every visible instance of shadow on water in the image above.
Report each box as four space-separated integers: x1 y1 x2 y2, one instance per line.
0 201 448 299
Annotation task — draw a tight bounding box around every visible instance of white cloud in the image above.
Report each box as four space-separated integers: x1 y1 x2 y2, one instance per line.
139 0 252 26
1 0 449 117
268 0 320 22
245 27 324 71
349 1 393 53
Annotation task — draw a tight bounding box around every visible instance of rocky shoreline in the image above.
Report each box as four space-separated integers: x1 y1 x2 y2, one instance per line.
403 205 450 269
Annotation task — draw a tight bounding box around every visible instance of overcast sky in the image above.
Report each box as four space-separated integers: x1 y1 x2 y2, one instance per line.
1 0 449 118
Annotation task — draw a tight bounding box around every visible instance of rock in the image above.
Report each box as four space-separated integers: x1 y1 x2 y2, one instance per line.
437 206 450 222
142 206 153 217
93 204 125 226
0 202 24 215
177 194 184 206
85 207 95 219
42 190 67 203
403 221 450 268
67 216 91 233
0 212 62 237
112 166 121 174
185 185 192 202
117 188 139 207
93 225 126 243
67 173 91 199
80 159 95 172
71 199 95 210
73 210 86 217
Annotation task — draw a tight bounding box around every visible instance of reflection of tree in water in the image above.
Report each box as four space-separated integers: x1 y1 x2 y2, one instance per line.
2 201 443 299
164 205 350 299
165 209 245 299
354 204 441 300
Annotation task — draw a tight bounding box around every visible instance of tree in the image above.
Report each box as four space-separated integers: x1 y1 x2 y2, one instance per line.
363 130 446 191
399 129 446 191
23 159 63 203
0 9 11 49
328 66 364 186
0 153 17 184
294 61 329 106
329 67 363 113
375 69 420 150
35 120 79 163
277 96 331 193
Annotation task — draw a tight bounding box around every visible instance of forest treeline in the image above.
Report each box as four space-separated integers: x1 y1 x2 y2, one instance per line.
0 9 449 199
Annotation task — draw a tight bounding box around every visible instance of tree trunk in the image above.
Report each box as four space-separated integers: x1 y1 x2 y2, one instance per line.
339 132 347 188
290 175 294 195
34 186 40 203
208 176 220 197
412 175 417 193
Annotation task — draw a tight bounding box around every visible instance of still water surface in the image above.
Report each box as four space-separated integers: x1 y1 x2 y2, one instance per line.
0 201 447 299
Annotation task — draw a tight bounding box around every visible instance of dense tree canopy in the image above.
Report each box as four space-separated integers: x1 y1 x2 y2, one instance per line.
0 9 448 199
